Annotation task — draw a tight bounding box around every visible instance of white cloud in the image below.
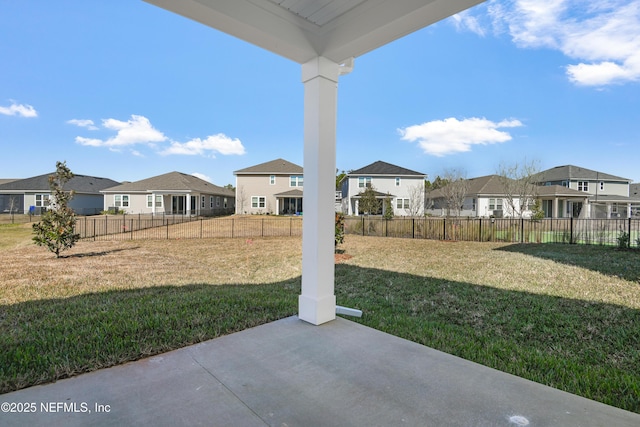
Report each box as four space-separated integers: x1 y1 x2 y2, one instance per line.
191 172 212 183
398 117 523 157
67 119 98 130
0 102 37 118
75 114 167 148
74 114 245 158
451 10 486 36
456 0 640 86
160 134 246 157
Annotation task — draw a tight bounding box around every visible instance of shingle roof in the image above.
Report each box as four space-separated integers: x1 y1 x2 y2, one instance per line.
427 175 588 199
537 165 629 182
0 173 120 194
101 172 233 196
234 158 302 175
274 189 303 197
349 161 425 176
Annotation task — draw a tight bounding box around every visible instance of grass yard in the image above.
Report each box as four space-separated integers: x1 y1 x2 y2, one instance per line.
1 224 639 413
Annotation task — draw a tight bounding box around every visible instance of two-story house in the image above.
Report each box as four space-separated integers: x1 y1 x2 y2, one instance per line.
234 158 304 215
340 161 426 216
536 165 634 218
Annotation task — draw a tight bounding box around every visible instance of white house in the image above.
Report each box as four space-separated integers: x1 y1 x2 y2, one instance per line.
340 161 426 216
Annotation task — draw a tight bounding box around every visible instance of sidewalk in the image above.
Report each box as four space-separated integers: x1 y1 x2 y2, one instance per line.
2 316 638 426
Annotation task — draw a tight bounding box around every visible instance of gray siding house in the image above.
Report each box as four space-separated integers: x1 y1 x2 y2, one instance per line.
340 161 426 216
0 173 119 215
101 172 234 215
536 165 634 218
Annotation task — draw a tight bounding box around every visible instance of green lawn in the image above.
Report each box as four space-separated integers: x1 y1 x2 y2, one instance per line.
1 231 639 413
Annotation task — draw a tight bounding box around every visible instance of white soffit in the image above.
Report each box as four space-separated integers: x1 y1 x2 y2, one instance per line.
145 0 485 64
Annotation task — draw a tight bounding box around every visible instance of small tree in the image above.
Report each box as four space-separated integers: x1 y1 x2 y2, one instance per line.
496 159 541 218
383 194 394 220
335 212 345 249
359 186 381 215
32 161 80 258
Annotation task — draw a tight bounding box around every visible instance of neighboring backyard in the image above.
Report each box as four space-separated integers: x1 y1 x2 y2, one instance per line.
0 221 639 413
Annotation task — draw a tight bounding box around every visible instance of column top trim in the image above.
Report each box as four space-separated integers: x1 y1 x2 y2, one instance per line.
302 57 340 83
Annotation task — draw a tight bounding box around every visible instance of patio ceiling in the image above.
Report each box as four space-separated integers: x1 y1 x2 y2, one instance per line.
144 0 485 64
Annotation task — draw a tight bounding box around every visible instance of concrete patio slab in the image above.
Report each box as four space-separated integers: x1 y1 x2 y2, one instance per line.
1 316 638 426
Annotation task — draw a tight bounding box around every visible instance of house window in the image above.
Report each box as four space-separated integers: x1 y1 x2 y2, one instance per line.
201 196 205 208
270 175 276 185
147 195 153 208
396 199 409 209
290 175 303 187
578 181 589 192
612 203 618 214
223 198 228 208
210 196 214 208
251 196 266 208
395 177 401 187
155 195 163 207
35 194 51 207
358 177 372 188
489 198 503 210
216 196 220 207
114 195 129 207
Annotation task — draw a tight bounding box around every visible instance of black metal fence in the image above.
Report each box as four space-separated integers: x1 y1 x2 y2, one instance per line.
75 215 303 241
344 216 640 248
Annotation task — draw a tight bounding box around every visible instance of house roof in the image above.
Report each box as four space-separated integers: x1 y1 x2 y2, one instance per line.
0 173 120 194
353 190 395 198
537 165 630 183
428 175 589 199
274 189 304 197
349 161 425 177
234 158 303 175
102 172 234 196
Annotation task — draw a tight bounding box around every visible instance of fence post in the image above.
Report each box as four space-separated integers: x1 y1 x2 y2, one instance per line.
521 218 524 243
443 217 446 240
166 221 169 240
628 217 632 245
232 218 235 238
200 218 203 239
412 218 415 239
93 218 96 241
362 216 364 236
130 219 133 240
479 218 482 242
569 218 574 244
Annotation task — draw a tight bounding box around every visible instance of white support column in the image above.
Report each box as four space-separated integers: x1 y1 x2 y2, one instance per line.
299 56 339 325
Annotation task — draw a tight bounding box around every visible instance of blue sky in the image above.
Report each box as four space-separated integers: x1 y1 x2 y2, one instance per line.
2 0 639 187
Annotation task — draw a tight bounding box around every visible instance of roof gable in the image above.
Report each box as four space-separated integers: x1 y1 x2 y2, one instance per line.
349 160 425 177
102 172 233 196
234 158 303 175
